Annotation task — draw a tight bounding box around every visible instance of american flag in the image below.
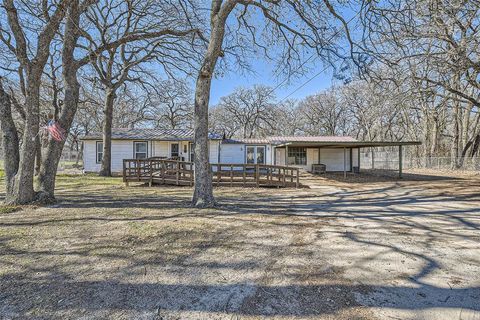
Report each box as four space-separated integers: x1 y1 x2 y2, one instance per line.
46 121 66 142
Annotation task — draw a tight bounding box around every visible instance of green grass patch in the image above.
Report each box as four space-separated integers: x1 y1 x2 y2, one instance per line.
0 205 21 214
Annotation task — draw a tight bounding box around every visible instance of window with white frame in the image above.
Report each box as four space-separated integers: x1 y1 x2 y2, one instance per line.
134 141 148 159
96 141 103 163
288 147 306 165
245 146 265 164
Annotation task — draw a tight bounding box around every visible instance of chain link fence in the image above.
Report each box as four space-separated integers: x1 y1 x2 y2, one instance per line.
360 152 480 171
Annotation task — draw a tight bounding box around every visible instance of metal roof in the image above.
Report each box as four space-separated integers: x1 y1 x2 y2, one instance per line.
81 130 421 148
81 128 223 141
275 141 422 148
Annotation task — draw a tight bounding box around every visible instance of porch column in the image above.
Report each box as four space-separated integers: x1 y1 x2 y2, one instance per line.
399 145 403 178
285 145 288 167
343 147 347 178
358 147 361 172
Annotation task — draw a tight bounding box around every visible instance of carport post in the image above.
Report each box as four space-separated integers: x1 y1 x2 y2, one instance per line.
358 147 361 172
343 147 347 178
399 145 403 178
285 145 288 166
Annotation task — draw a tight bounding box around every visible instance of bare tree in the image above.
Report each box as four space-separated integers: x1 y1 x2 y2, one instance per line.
360 0 480 167
149 80 193 129
0 0 70 204
80 0 201 176
298 87 348 136
28 0 202 201
212 85 276 138
192 0 352 207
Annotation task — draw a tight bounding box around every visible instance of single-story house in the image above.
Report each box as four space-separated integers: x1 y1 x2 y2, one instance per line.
81 128 420 176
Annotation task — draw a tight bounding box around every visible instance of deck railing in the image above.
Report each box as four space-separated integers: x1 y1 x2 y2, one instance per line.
123 159 194 186
123 159 299 188
210 163 299 188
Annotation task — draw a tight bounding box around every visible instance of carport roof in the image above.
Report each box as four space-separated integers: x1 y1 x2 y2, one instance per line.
223 136 358 144
274 141 421 148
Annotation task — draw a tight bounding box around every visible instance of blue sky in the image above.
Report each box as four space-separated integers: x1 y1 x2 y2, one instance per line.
205 2 359 106
208 10 357 105
210 59 335 105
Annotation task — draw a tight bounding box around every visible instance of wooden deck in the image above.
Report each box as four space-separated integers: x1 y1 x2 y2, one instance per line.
123 159 300 188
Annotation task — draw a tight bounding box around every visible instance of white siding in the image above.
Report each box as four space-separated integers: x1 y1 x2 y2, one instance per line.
84 139 221 173
83 140 101 172
84 139 356 174
352 148 359 168
83 140 134 173
219 143 273 164
265 145 273 165
274 147 354 172
152 141 169 157
306 148 320 171
219 144 244 164
319 148 351 172
111 141 135 172
275 148 285 166
152 141 194 161
209 140 220 164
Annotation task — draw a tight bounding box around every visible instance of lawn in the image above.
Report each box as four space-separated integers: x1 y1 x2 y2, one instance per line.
0 171 479 319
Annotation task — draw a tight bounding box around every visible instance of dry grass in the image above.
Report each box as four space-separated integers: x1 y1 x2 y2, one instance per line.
0 170 479 319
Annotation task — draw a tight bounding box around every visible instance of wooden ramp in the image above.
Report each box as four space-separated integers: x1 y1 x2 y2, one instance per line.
123 159 299 188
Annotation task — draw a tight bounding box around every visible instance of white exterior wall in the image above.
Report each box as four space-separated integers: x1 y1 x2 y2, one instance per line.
219 144 243 164
352 148 359 168
319 148 351 172
220 144 272 164
152 141 169 157
152 140 194 161
83 140 135 173
275 148 285 166
273 147 356 172
209 140 220 164
84 140 358 174
83 140 101 172
83 139 221 173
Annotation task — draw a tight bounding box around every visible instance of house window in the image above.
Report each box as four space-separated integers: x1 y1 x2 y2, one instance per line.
246 146 265 164
134 141 148 159
96 141 103 163
288 147 306 165
170 143 179 158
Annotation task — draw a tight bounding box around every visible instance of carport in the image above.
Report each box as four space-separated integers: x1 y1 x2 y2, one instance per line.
275 141 421 178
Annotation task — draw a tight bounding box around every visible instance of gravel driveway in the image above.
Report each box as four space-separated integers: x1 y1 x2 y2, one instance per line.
0 171 479 319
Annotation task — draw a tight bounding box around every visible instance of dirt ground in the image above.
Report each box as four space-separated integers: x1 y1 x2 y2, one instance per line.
0 169 479 320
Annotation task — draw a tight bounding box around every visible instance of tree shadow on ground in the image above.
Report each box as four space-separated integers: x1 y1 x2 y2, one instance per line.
0 176 479 318
307 169 464 184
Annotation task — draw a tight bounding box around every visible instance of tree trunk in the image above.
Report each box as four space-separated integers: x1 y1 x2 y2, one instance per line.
34 135 42 175
452 100 461 168
0 80 20 203
10 75 41 204
192 72 216 207
191 3 235 207
37 0 82 202
37 70 80 201
99 88 116 177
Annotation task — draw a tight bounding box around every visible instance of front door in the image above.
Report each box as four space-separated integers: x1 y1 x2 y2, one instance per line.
276 148 285 165
170 143 179 158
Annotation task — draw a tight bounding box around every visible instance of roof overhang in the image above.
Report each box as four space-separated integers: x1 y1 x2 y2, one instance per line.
274 141 422 148
80 137 223 141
